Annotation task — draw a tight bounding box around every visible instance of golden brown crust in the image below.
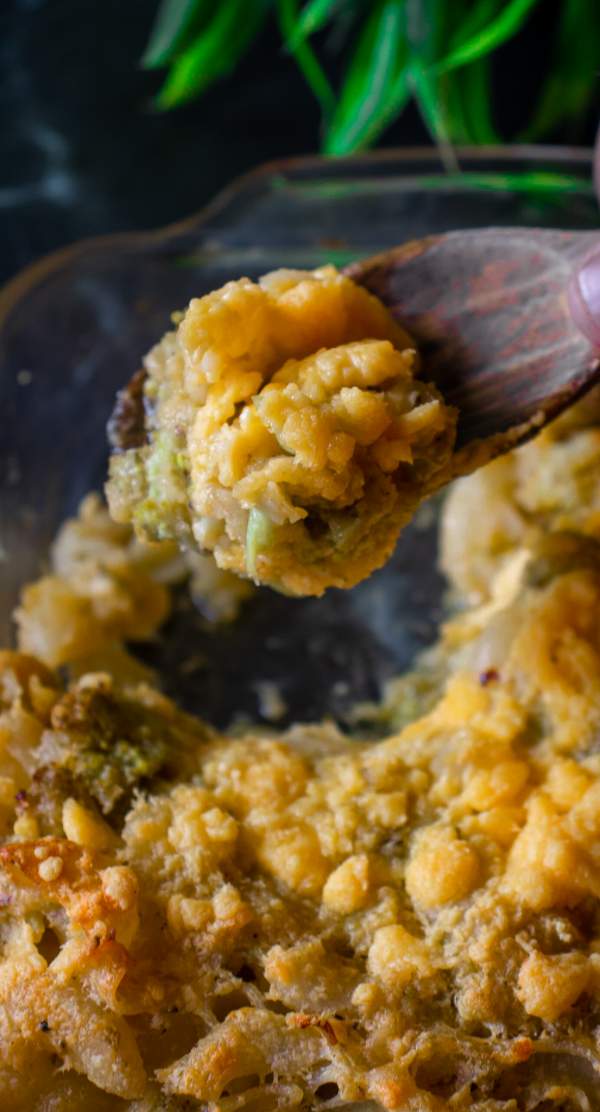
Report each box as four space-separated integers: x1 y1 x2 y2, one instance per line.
7 397 600 1107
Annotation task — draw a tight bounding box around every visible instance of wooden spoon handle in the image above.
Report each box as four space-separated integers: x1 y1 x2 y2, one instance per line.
348 229 600 451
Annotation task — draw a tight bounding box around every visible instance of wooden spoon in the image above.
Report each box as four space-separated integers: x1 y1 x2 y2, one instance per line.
110 228 600 476
346 227 600 468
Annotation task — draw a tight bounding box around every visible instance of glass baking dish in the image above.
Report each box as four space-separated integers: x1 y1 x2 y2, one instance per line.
0 146 596 728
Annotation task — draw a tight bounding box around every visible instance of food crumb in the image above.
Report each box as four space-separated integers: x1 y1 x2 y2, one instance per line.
179 654 208 676
38 855 63 881
13 814 39 840
479 668 500 685
254 680 287 722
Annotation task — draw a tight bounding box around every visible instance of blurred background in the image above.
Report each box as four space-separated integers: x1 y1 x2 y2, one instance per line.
1 0 598 285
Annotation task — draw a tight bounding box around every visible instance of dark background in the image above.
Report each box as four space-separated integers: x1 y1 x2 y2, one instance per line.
1 0 595 286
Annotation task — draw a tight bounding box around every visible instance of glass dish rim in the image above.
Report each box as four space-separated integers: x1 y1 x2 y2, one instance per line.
0 143 593 328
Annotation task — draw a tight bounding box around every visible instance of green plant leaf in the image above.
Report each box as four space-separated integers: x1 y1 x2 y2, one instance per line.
404 0 447 62
142 0 206 69
447 0 500 50
288 0 344 45
441 75 472 143
156 0 269 109
521 0 600 139
403 1 455 150
325 0 409 155
410 64 450 144
277 0 336 113
459 58 499 143
437 0 542 74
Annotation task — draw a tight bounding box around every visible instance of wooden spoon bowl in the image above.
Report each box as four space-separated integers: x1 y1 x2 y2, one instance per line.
347 228 600 457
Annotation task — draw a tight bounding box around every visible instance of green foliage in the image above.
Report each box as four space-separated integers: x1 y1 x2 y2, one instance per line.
154 0 270 109
325 0 410 154
141 0 205 69
436 0 542 74
520 0 600 141
142 0 598 165
276 0 336 115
